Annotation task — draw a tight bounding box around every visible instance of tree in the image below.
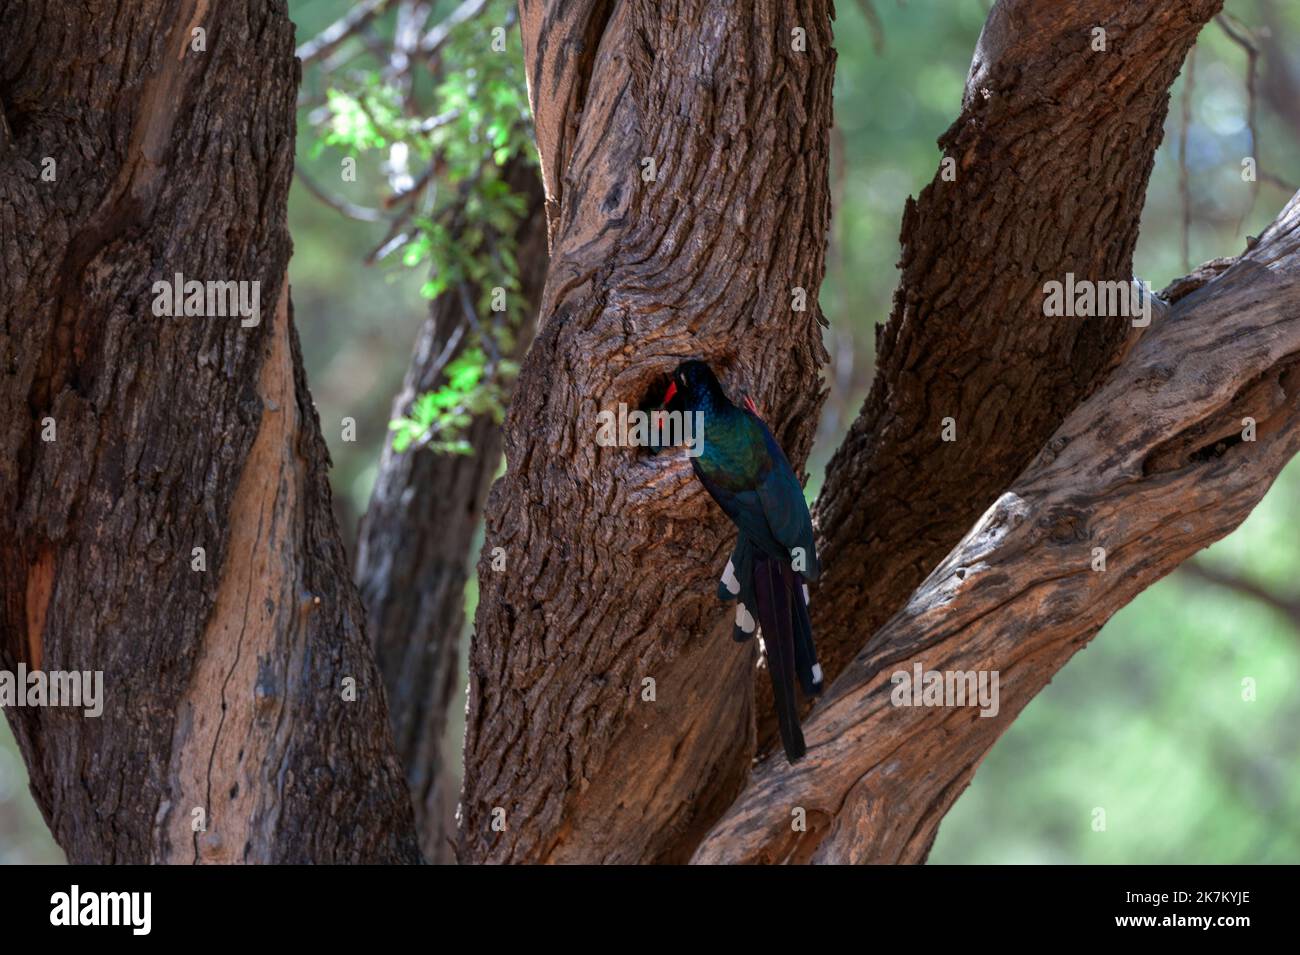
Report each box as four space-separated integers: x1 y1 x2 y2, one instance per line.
355 158 548 863
460 0 1300 865
461 0 835 863
292 0 552 865
0 0 418 862
777 0 1226 748
4 0 1296 867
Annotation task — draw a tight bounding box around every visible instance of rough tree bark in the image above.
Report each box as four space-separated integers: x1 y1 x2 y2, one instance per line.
355 159 548 864
3 0 1274 868
459 0 1272 865
459 0 835 863
696 193 1300 863
0 0 419 862
777 0 1228 746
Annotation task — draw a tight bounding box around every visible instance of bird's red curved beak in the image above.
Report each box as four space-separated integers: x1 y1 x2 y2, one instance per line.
662 380 677 405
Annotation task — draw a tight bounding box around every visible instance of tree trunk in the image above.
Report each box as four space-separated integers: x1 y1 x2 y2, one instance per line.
355 159 548 864
459 0 835 863
0 0 419 863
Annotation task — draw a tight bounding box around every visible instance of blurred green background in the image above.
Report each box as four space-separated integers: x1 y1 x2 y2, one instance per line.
3 0 1298 864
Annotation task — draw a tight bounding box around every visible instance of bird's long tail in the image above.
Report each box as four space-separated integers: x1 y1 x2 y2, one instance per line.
720 537 822 763
791 576 823 697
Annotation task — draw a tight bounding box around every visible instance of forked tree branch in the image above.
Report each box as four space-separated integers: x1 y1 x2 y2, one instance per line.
790 0 1226 750
695 192 1300 864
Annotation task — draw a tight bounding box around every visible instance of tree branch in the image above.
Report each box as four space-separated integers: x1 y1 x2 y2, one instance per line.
420 0 491 56
296 0 398 66
1259 1 1300 145
696 191 1300 864
782 0 1225 750
294 165 385 222
1179 560 1300 633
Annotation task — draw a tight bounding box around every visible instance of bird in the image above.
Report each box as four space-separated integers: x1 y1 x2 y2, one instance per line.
662 359 822 762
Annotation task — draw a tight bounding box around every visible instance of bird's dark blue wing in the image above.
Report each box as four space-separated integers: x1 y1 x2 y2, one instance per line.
691 461 773 546
746 411 820 581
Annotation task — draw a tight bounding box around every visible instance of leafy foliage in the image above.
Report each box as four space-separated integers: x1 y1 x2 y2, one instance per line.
304 0 536 455
388 348 518 453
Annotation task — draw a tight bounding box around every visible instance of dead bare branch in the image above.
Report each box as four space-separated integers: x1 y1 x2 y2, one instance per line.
1180 46 1196 271
1179 560 1300 633
1216 13 1263 234
420 0 491 55
293 165 384 222
852 0 886 54
297 0 398 66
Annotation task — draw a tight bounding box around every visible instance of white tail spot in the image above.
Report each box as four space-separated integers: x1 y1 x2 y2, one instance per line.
721 559 741 595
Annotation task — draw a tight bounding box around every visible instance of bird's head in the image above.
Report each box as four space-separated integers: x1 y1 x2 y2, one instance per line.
662 359 724 409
